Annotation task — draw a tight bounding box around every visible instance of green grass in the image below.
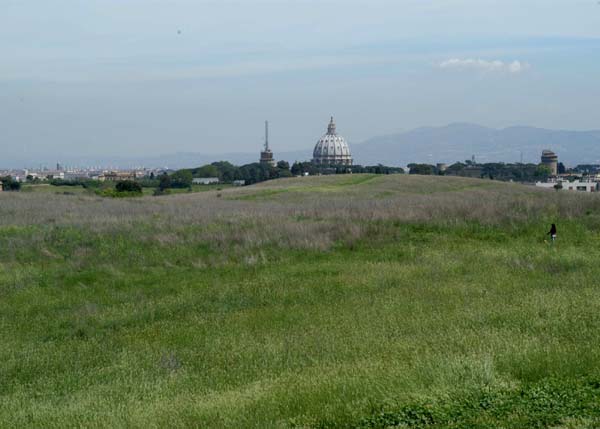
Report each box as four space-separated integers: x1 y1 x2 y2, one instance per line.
21 184 93 195
227 175 382 200
2 175 600 428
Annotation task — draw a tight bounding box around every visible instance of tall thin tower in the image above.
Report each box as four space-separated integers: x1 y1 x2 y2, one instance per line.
259 120 276 166
265 120 269 151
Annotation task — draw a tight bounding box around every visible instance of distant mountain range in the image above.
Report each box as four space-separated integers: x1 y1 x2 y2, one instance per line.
352 123 600 167
136 124 600 168
4 123 600 169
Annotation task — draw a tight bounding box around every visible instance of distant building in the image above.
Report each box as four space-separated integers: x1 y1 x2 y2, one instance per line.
312 117 353 166
103 171 139 181
536 178 599 192
233 180 246 186
41 171 64 180
259 121 276 166
64 172 91 181
541 150 558 176
192 177 219 185
436 163 447 173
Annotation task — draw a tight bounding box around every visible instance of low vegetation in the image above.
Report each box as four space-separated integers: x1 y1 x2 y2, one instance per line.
0 175 22 191
1 175 600 428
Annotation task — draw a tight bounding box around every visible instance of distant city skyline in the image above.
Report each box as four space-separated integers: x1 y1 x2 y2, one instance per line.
2 0 600 165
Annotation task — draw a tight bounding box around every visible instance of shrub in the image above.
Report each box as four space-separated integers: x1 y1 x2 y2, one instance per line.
0 176 21 191
96 181 142 198
158 174 172 191
115 180 142 194
153 188 170 196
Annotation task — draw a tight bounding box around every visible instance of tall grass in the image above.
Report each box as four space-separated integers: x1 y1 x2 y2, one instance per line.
1 175 600 428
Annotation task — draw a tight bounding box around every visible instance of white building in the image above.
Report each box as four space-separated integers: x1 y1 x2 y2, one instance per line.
64 172 92 181
536 178 599 192
312 117 353 166
192 177 219 185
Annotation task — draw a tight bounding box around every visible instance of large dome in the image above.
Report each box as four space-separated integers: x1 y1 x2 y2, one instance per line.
312 117 353 166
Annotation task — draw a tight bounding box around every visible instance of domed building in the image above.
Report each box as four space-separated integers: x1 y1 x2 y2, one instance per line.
312 117 353 166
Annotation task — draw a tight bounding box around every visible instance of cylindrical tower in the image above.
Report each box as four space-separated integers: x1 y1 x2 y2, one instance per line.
541 150 558 176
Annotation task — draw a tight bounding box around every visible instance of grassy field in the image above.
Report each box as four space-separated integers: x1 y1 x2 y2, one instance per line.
2 174 600 428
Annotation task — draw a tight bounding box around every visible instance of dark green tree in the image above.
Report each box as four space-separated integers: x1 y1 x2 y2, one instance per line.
276 161 292 178
158 174 172 191
534 164 552 179
408 164 435 175
170 170 193 188
276 160 290 170
195 165 220 178
291 162 303 176
0 176 21 191
211 161 238 182
115 180 142 193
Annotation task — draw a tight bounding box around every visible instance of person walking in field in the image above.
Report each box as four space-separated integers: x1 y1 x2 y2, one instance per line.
548 223 557 243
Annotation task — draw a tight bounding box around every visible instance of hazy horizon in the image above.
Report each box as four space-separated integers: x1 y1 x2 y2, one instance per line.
2 0 600 165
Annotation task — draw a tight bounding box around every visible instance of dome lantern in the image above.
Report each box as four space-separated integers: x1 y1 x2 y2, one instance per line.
327 117 336 135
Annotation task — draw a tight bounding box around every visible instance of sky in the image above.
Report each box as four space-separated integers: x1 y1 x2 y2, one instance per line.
1 0 600 165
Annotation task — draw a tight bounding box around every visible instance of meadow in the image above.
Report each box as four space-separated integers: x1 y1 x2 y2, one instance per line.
1 174 600 428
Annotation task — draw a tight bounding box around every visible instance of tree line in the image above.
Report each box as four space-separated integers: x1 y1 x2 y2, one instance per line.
406 161 567 182
189 161 404 185
19 158 577 197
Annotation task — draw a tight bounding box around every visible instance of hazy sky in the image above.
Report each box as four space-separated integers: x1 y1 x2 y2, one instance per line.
2 0 600 163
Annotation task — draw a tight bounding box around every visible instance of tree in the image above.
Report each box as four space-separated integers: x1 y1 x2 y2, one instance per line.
276 160 290 170
0 176 21 191
291 162 303 176
534 164 552 179
115 180 142 193
158 174 172 191
276 161 292 178
195 164 220 178
362 164 404 175
277 169 293 178
237 162 279 185
170 170 193 188
290 161 318 176
558 162 566 175
408 164 434 175
25 175 41 184
211 161 238 182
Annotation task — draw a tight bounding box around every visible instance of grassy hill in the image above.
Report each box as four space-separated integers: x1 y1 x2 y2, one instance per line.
2 175 600 428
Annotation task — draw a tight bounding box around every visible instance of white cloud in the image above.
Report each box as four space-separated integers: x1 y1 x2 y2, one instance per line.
507 60 529 73
438 58 530 74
